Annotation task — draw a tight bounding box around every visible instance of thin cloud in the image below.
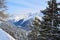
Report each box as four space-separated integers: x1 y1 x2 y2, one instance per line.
7 0 48 17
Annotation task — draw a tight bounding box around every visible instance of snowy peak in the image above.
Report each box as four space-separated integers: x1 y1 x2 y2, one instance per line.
8 12 43 31
8 12 43 22
13 14 42 31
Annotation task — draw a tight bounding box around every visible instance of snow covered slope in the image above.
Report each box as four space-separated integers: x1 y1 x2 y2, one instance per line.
8 12 43 31
0 22 28 40
0 28 15 40
14 15 43 31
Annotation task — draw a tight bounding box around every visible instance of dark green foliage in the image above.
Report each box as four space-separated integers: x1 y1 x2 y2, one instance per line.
41 0 60 40
28 0 60 40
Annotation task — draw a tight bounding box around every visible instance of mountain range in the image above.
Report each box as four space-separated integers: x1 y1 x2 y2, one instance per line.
9 13 43 31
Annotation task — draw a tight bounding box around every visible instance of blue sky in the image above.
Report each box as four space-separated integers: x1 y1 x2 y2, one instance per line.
6 0 60 19
7 0 48 15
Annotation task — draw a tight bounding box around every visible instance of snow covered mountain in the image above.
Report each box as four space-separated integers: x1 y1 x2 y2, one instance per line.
8 12 43 31
0 12 43 40
13 13 43 31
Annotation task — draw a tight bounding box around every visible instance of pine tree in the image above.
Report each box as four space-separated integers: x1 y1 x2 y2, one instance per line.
0 0 8 21
40 0 60 40
28 17 41 40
